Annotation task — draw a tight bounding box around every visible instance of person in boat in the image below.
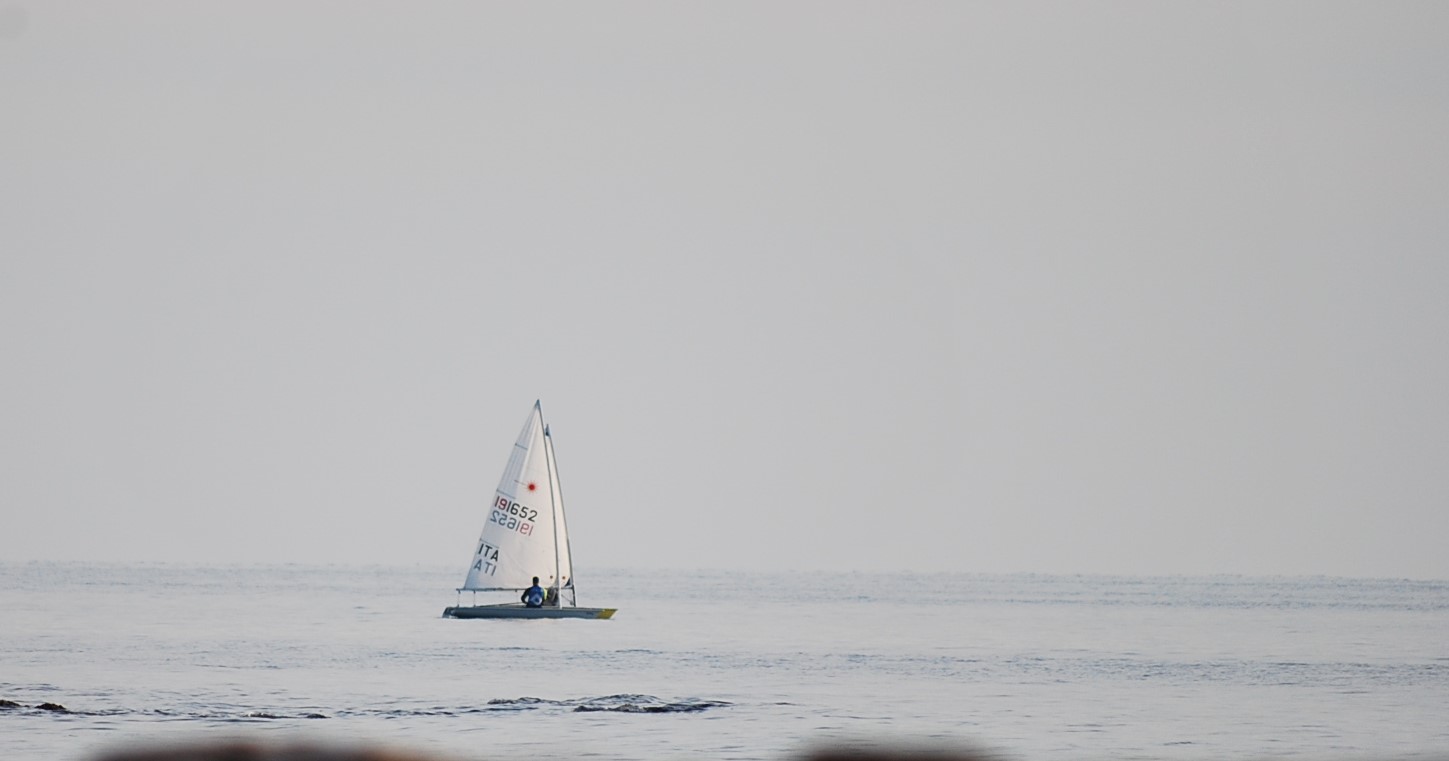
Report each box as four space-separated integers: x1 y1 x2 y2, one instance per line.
522 577 545 608
544 585 559 607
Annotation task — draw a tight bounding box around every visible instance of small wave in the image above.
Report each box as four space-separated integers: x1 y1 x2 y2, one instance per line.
148 708 330 721
0 701 72 714
2 694 729 721
572 694 732 714
230 711 326 720
485 697 552 708
466 694 732 714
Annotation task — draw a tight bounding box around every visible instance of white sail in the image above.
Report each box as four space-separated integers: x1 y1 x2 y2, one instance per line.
460 402 570 592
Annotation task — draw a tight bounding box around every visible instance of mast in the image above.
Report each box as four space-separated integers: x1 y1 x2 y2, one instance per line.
540 403 564 606
544 420 576 605
547 425 576 606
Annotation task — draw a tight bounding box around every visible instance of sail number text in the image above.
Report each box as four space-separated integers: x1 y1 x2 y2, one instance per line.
495 495 538 522
490 495 536 536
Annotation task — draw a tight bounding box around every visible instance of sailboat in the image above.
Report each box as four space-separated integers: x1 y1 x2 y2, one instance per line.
442 401 617 620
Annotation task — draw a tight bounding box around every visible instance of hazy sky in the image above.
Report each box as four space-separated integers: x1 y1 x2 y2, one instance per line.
3 2 1447 579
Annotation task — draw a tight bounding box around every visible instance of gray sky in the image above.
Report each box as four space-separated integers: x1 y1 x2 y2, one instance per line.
3 2 1447 579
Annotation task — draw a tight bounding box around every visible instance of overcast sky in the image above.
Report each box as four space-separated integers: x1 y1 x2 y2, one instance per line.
3 2 1447 579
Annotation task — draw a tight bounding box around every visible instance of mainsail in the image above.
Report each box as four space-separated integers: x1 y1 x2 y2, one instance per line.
460 401 575 593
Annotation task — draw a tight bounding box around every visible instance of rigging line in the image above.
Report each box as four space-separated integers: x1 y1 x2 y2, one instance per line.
548 423 578 606
541 407 564 607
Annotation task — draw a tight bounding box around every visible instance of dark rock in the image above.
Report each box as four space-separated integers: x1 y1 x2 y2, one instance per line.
36 702 69 712
0 699 21 709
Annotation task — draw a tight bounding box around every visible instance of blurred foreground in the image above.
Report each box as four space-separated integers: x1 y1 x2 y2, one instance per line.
94 740 989 761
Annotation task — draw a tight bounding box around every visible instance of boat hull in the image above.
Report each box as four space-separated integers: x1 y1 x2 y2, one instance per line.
442 604 616 620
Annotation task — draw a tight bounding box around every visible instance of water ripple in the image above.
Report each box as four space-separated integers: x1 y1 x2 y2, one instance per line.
0 694 731 721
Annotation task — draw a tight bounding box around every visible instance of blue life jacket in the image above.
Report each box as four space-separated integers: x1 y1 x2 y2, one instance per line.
524 586 544 607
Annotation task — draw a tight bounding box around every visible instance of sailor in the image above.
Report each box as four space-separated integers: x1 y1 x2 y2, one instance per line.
522 577 545 608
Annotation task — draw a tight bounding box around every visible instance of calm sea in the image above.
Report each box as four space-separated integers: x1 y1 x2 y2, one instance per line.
3 564 1447 761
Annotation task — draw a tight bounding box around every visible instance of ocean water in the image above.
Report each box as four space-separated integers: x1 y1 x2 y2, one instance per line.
2 564 1447 761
